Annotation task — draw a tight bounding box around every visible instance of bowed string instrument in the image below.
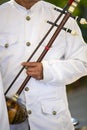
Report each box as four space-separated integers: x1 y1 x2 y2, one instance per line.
5 0 85 125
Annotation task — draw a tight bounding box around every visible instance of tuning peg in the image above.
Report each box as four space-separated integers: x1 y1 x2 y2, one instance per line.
54 8 87 25
80 18 87 25
47 20 77 35
71 30 78 35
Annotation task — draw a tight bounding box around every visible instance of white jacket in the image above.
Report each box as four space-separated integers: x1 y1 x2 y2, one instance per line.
0 0 87 130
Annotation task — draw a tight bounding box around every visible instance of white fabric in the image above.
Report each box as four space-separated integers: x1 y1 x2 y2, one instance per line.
0 0 87 130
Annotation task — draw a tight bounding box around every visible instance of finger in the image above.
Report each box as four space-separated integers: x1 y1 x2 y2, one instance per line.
26 70 42 80
22 62 37 67
26 67 36 72
26 71 37 78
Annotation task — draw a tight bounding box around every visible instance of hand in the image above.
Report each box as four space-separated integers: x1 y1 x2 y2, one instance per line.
22 62 43 80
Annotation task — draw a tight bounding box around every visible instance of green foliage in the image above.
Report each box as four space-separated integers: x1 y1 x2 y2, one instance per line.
0 0 8 4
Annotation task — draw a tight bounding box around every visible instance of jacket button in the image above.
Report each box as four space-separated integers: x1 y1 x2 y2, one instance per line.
26 42 31 46
25 87 29 91
26 16 30 21
27 110 32 115
52 111 57 115
4 43 9 48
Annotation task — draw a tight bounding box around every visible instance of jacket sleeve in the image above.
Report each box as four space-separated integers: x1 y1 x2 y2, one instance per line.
0 72 10 130
41 19 87 86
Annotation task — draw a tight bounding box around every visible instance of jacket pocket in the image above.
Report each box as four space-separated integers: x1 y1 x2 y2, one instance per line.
0 34 18 48
41 98 66 116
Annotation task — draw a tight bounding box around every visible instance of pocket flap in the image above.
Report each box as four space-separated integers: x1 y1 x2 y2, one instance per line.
0 34 18 47
41 99 66 115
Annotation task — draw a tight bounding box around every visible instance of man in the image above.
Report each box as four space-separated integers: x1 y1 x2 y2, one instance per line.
0 0 87 130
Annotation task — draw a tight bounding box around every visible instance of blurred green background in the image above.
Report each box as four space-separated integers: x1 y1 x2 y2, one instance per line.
0 0 87 90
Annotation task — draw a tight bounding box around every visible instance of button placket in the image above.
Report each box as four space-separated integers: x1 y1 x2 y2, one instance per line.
24 12 31 47
26 10 31 21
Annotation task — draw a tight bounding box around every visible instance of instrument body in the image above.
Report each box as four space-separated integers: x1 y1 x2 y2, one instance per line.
6 96 28 124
